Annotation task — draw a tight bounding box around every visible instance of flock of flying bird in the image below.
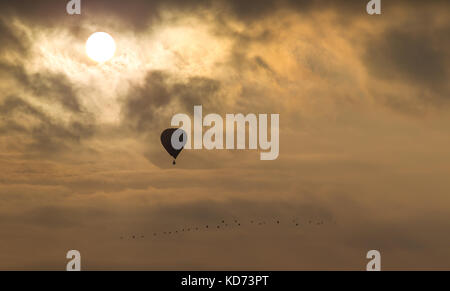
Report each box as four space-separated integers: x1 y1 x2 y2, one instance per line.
120 217 332 240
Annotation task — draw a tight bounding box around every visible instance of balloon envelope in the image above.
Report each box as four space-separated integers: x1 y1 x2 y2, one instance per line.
160 128 187 160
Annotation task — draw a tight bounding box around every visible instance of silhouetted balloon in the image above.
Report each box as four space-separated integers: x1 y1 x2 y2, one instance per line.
161 128 187 165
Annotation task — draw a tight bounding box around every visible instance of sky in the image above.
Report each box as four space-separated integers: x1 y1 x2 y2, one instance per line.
0 0 449 270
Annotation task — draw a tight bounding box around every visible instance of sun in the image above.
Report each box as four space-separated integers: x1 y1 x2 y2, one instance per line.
86 32 116 63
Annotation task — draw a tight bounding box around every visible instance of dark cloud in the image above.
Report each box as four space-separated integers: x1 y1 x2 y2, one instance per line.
363 19 450 111
122 70 221 133
0 58 93 154
365 28 448 88
0 1 66 24
0 0 210 29
0 62 83 112
0 19 27 55
122 71 172 133
254 56 274 73
121 70 226 167
225 0 279 20
0 96 94 154
0 0 448 27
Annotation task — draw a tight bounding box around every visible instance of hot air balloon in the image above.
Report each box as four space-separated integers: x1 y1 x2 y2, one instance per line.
160 128 187 165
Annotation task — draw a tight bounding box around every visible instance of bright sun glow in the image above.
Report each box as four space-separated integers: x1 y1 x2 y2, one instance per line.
86 32 116 63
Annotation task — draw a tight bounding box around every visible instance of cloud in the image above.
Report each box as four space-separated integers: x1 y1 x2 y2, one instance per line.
0 95 94 154
122 70 222 133
365 28 448 89
361 7 450 111
0 20 27 56
0 62 83 112
0 0 449 270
